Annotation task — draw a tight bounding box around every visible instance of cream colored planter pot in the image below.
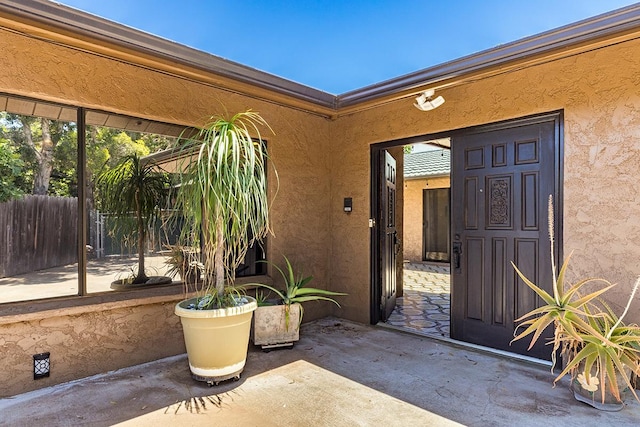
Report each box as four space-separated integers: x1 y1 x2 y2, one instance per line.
252 303 301 350
175 296 257 384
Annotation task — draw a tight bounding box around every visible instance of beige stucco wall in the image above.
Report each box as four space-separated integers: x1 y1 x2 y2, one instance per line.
3 17 640 396
329 36 640 324
403 176 450 262
0 298 184 397
0 27 332 396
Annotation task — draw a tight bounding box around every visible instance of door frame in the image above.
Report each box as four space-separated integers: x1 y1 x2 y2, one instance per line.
370 134 449 324
370 110 564 330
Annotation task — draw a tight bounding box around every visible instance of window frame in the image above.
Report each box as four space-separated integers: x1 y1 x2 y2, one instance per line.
0 94 271 314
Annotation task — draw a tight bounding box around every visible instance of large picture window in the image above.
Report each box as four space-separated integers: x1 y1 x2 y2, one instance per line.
0 98 79 303
0 94 267 305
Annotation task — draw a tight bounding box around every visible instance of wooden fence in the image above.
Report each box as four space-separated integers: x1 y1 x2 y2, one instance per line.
0 195 78 278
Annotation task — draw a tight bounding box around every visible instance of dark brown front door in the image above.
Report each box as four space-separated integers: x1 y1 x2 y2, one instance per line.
381 150 398 321
451 112 562 359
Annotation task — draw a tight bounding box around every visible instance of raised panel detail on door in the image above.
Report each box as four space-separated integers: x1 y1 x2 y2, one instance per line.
465 147 484 169
487 175 512 229
465 177 479 230
514 238 539 320
492 238 507 325
465 237 484 321
515 139 539 164
522 172 539 230
493 143 507 167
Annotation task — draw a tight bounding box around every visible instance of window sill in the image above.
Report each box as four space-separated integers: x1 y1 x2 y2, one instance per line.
0 282 185 325
0 275 273 325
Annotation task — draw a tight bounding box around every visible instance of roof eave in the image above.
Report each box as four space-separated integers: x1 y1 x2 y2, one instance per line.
338 3 640 110
404 173 450 181
0 0 337 114
1 1 640 116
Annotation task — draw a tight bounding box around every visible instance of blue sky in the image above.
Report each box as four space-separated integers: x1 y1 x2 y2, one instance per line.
57 0 638 94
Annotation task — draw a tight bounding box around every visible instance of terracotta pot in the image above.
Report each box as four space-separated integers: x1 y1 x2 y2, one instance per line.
252 303 301 350
175 296 257 384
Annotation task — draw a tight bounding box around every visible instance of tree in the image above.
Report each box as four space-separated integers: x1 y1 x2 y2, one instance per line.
20 116 56 195
1 113 77 197
0 139 25 202
96 153 171 284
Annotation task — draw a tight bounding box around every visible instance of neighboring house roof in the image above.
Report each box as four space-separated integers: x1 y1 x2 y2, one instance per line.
404 150 451 179
2 1 640 117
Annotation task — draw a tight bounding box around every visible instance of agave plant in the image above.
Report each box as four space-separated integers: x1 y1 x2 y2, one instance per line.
96 153 170 284
252 255 346 329
512 195 640 407
173 111 276 308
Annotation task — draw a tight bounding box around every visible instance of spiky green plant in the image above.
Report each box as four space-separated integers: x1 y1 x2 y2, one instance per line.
174 111 276 308
512 195 640 406
96 153 170 284
511 254 616 367
553 280 640 404
250 255 346 329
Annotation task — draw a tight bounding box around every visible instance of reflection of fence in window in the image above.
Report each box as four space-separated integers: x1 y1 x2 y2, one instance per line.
88 210 178 258
88 210 105 259
0 195 77 278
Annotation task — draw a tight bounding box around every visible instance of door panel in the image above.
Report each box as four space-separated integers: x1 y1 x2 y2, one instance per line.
451 114 561 360
380 150 397 321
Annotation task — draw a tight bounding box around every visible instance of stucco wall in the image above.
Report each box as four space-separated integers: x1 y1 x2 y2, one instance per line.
403 176 450 262
330 36 640 324
0 298 184 397
0 28 332 395
3 18 640 397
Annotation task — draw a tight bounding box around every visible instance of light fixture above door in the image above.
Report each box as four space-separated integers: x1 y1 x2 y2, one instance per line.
414 89 445 111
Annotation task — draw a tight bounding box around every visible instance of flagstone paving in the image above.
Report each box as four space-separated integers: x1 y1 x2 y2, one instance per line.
385 262 450 337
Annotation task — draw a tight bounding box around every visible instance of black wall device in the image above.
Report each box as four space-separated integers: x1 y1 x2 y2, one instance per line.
344 197 352 213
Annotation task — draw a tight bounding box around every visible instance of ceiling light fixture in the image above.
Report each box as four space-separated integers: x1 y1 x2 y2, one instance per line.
414 89 445 111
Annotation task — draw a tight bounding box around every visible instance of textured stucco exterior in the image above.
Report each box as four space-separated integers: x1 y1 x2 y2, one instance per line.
3 7 640 397
329 37 640 324
403 176 450 263
0 26 332 396
0 298 184 397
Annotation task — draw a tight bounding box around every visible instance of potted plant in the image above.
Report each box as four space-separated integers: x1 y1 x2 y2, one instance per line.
511 195 640 411
172 111 275 385
163 244 203 292
95 153 172 288
250 255 346 350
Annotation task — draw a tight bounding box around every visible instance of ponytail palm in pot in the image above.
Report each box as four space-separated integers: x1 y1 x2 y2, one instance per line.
173 111 275 385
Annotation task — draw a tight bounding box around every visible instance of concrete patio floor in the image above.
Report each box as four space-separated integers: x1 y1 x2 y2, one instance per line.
1 318 639 426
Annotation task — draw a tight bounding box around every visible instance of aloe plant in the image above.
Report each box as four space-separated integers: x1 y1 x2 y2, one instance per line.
512 195 640 406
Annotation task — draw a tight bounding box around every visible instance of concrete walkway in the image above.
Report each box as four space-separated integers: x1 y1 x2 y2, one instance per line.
1 318 639 426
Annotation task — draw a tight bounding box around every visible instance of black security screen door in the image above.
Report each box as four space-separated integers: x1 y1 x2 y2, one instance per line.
380 150 398 321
